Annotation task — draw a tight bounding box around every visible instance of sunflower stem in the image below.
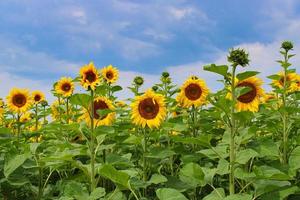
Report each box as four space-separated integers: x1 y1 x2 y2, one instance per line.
229 65 237 195
90 89 96 192
282 50 289 164
35 104 39 142
17 113 21 142
66 97 69 124
142 128 148 197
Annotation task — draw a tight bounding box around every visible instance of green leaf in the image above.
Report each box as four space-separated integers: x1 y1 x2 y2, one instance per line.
203 64 228 77
289 146 300 176
236 149 258 164
216 159 229 175
4 153 30 178
111 85 123 93
99 164 129 189
156 188 188 200
96 109 114 119
260 186 299 200
267 74 281 80
89 187 106 200
69 93 91 108
224 194 252 200
254 165 291 181
148 174 168 185
203 188 225 200
236 71 260 81
147 147 175 159
179 162 204 187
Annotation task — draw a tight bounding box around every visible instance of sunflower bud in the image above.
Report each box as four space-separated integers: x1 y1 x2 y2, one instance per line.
134 76 144 86
281 41 293 52
41 100 48 107
152 85 159 91
162 71 170 78
228 48 249 67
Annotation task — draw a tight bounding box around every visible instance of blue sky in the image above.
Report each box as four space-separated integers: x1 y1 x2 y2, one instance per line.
0 0 300 99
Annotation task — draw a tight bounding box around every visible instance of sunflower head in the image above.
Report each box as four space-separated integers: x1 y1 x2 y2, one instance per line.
228 48 250 67
83 97 115 127
55 77 74 97
32 91 45 104
272 72 298 92
176 76 209 108
228 76 264 112
80 62 100 90
7 88 32 113
131 89 167 129
20 112 32 123
101 65 119 84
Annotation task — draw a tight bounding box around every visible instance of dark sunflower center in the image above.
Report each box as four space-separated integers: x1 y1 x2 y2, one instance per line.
138 98 159 119
13 94 27 107
85 70 96 83
34 95 41 102
237 82 257 103
279 76 290 86
106 71 114 80
184 83 202 100
62 83 71 92
93 100 109 120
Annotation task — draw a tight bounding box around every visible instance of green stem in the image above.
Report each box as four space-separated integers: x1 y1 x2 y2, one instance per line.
35 104 39 142
229 65 237 195
282 51 288 164
90 89 96 191
142 129 148 196
17 114 21 142
66 98 69 124
43 105 46 125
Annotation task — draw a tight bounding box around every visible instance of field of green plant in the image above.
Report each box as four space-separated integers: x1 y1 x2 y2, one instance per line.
0 41 300 200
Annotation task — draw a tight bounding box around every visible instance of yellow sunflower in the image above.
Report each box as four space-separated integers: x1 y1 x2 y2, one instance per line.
131 89 167 129
272 72 298 92
55 77 74 97
80 62 100 90
7 88 32 113
227 76 264 112
32 91 45 104
101 65 119 84
293 74 300 92
0 99 4 115
20 112 32 123
176 76 209 108
116 100 127 108
50 100 63 121
83 96 115 127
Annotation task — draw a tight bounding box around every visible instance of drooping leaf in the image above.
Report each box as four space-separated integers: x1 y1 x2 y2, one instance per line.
203 64 228 77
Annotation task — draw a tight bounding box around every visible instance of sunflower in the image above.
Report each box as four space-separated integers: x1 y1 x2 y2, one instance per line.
176 76 209 108
131 89 167 129
80 62 100 90
55 77 74 97
101 65 119 84
116 100 127 108
7 88 32 113
32 91 45 104
227 76 264 112
0 99 4 115
83 96 115 127
20 112 32 123
293 74 300 92
272 72 298 92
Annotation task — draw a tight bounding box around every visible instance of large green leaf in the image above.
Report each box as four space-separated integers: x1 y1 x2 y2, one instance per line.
203 64 228 77
156 188 188 200
99 164 130 189
289 146 300 176
69 93 91 108
203 188 225 200
236 149 258 164
236 71 259 81
179 162 204 187
4 153 30 178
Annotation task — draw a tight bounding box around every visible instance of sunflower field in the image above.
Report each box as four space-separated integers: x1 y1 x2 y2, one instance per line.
0 41 300 200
